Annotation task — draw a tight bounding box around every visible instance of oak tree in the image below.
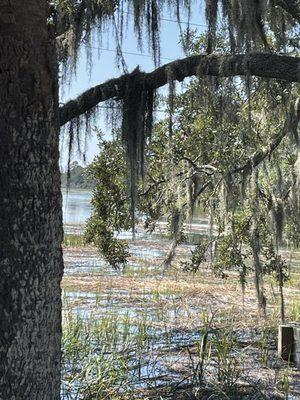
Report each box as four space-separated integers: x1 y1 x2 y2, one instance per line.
0 1 299 399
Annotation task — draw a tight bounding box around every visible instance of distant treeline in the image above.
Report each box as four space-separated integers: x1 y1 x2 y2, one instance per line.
61 161 95 189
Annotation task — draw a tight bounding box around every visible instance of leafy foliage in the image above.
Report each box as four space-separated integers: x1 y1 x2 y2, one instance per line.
85 135 131 269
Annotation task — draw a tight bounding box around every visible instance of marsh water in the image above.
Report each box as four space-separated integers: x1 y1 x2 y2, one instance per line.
62 188 216 237
62 188 92 232
61 189 212 397
61 189 300 399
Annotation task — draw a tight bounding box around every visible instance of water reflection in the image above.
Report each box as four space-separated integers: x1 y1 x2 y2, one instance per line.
62 188 92 226
61 188 214 240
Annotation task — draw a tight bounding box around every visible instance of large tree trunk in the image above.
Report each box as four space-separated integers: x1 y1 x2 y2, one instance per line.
0 1 63 399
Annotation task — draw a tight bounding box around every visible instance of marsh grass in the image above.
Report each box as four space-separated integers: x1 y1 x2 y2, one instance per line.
289 300 300 322
64 233 86 247
61 240 300 399
62 308 151 399
61 287 287 400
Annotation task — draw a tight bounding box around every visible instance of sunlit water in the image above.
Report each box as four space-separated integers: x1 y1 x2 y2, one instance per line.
61 189 300 399
62 188 92 230
62 188 215 237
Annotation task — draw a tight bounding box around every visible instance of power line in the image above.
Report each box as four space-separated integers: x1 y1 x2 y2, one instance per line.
60 103 168 114
84 11 207 62
85 44 175 61
97 105 167 114
123 11 207 28
160 16 206 28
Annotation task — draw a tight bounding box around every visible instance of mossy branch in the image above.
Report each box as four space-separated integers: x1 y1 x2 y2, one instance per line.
59 53 300 126
232 99 300 175
273 0 300 23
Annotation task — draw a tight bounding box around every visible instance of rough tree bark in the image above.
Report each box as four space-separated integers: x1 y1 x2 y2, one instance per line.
0 1 63 399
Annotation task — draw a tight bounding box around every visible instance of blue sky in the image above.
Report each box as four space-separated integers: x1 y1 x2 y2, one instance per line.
59 2 207 169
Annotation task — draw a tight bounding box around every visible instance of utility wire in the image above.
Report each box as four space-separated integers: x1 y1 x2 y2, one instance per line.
160 16 206 28
123 11 207 28
84 44 174 61
97 105 168 114
84 12 207 62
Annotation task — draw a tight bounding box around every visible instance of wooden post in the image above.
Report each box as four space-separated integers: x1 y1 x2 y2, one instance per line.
278 325 294 361
293 326 300 365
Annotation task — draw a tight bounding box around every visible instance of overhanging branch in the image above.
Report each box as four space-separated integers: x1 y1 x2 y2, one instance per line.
51 1 88 38
172 99 300 182
233 99 300 175
59 53 300 126
274 0 300 23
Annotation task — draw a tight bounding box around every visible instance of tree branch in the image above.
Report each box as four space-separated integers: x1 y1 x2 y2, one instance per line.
180 156 218 175
232 99 300 175
53 1 116 38
51 1 88 38
59 53 300 126
274 0 300 23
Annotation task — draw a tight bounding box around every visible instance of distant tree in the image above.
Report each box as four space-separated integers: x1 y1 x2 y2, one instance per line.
61 161 95 188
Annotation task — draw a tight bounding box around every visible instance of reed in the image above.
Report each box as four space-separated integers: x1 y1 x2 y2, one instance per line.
63 233 86 247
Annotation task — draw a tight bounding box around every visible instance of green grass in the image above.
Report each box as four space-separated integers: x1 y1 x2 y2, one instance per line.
63 234 86 247
61 310 149 399
61 291 285 399
60 243 300 398
288 300 300 322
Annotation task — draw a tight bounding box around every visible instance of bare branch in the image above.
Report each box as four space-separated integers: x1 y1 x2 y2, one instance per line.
180 156 218 175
